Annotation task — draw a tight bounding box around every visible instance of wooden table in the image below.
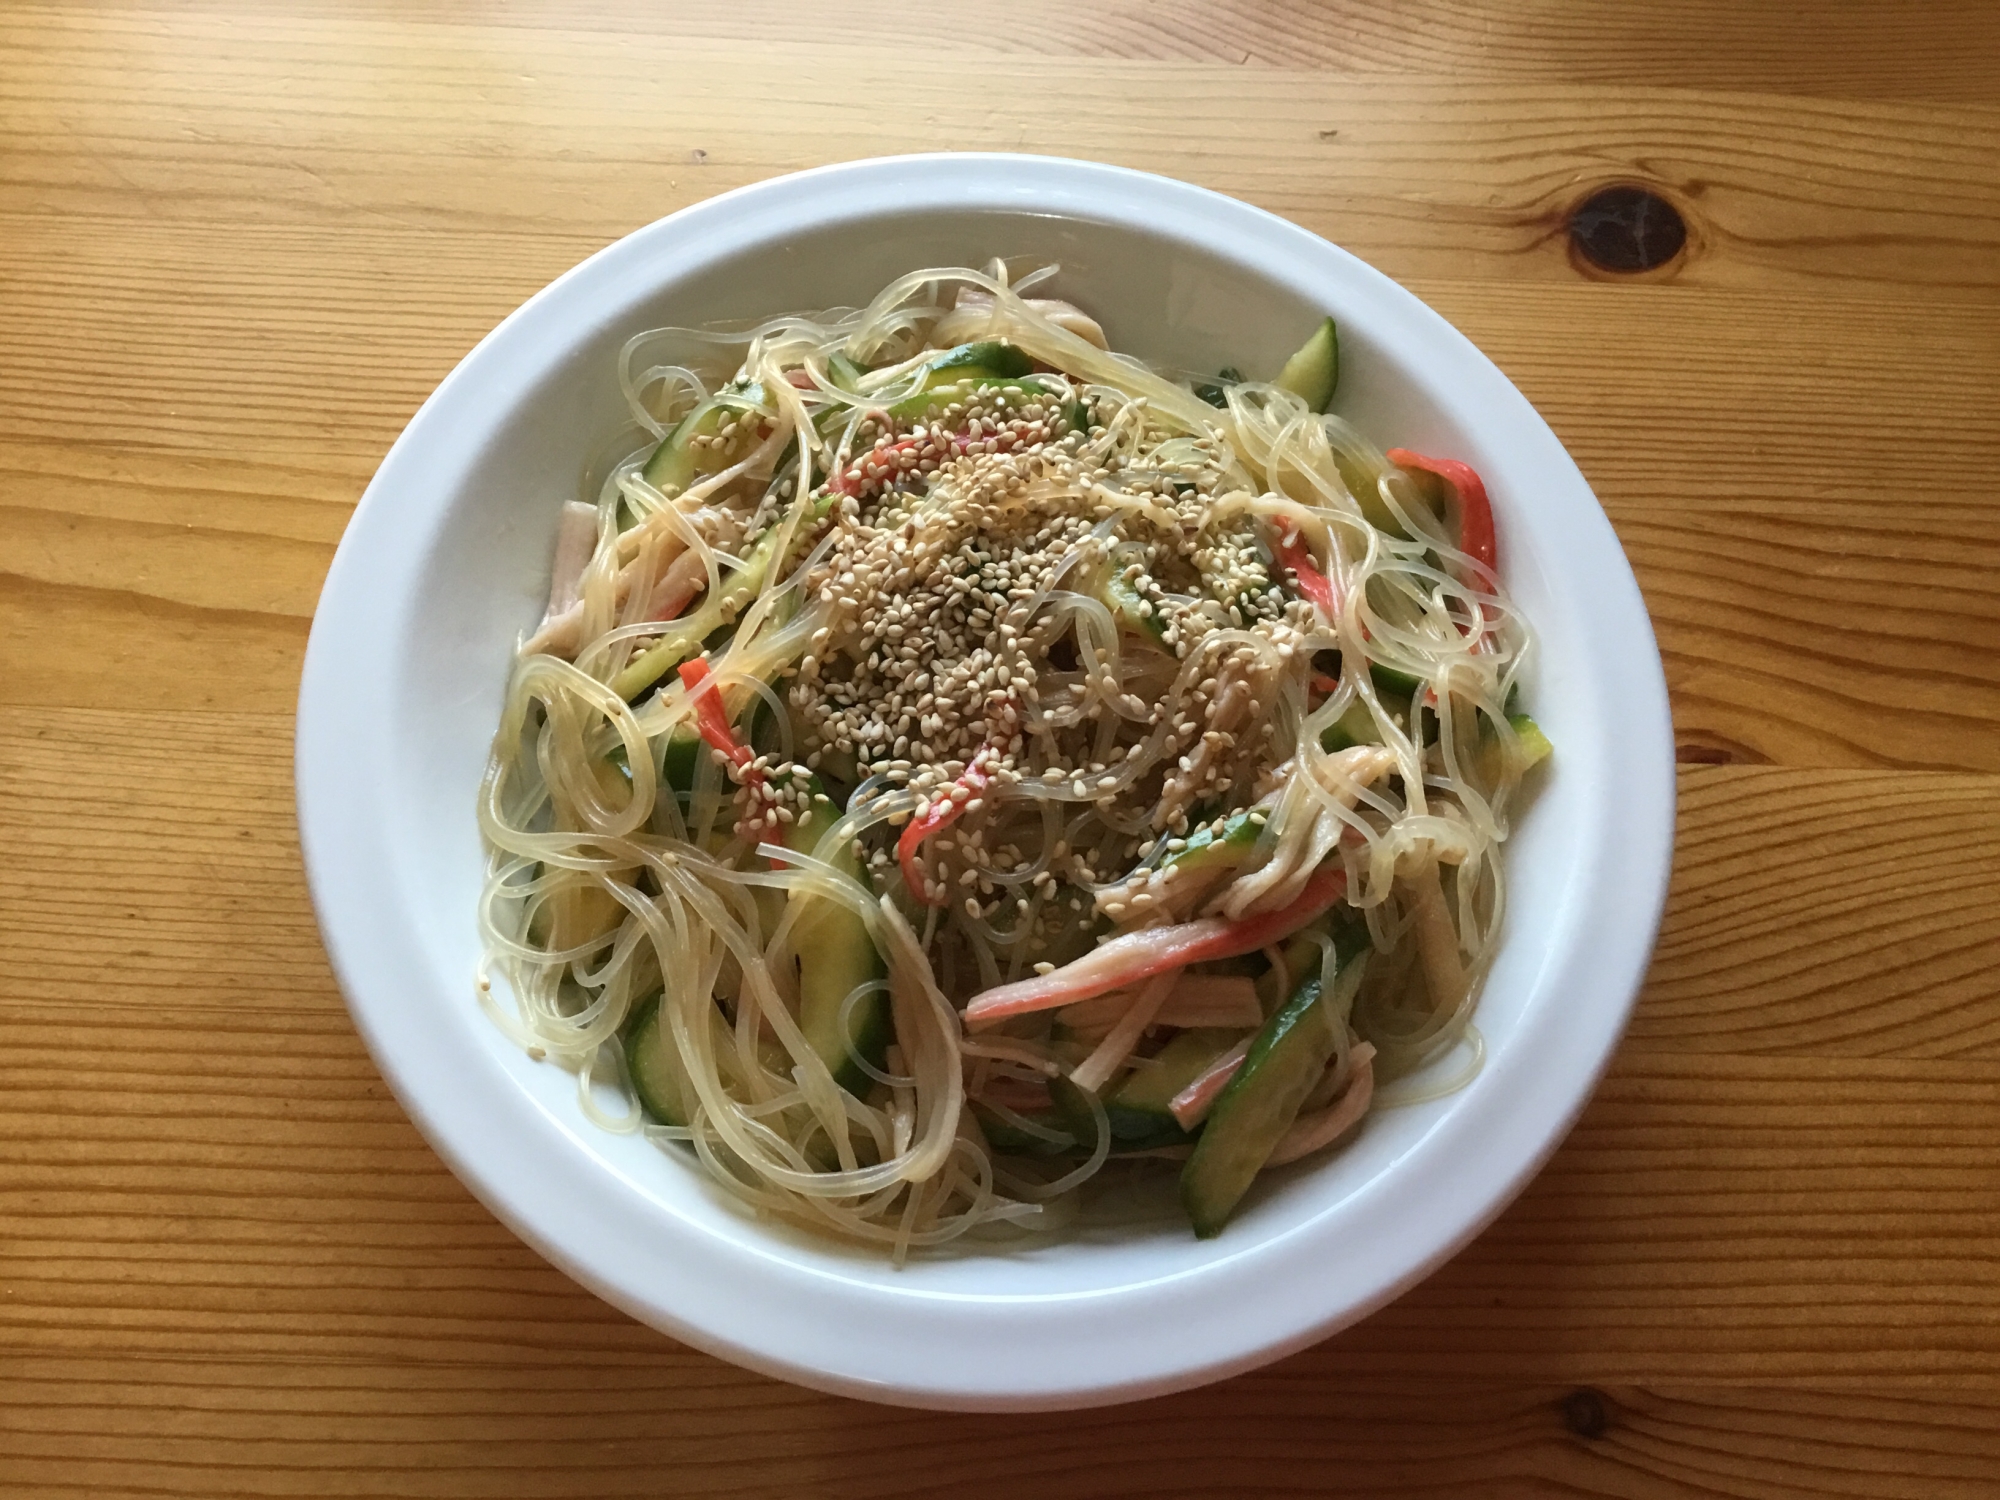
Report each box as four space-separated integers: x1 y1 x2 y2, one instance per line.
4 3 1997 1494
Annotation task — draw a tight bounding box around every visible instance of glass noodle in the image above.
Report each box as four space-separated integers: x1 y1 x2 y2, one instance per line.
476 261 1540 1255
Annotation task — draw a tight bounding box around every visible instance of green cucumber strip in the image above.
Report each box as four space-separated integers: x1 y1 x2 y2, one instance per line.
1478 713 1552 783
923 340 1032 381
1193 365 1245 408
1509 713 1552 769
784 775 889 1096
825 352 870 390
607 728 703 797
608 517 790 703
1369 662 1425 699
1180 936 1370 1237
970 1100 1073 1158
641 380 769 498
623 992 696 1127
1107 1027 1244 1130
1102 570 1167 643
885 374 1049 423
1151 808 1263 882
1273 318 1339 413
1050 1075 1193 1153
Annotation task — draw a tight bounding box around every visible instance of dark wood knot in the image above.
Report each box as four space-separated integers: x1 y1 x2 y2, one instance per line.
1568 186 1686 273
1561 1387 1611 1439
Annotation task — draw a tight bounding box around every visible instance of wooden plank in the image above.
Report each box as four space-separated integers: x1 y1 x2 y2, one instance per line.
142 0 2000 104
28 0 2000 106
1 1360 1997 1500
0 12 1995 295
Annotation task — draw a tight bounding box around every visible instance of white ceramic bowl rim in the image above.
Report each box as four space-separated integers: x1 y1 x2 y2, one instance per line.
297 153 1675 1411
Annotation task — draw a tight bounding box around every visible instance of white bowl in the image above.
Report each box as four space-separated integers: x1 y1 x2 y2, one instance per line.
296 154 1674 1411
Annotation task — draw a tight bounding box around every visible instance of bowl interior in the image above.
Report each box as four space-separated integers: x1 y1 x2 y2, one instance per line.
303 157 1669 1406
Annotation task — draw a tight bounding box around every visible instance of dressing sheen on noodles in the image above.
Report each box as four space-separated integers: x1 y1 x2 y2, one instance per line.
476 261 1547 1255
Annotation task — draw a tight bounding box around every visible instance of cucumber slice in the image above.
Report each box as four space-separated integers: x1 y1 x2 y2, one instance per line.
1181 934 1369 1237
1106 1027 1243 1139
1477 713 1552 783
609 515 790 702
1102 569 1167 644
924 341 1033 381
1370 662 1425 700
1319 696 1385 753
785 776 889 1096
1050 1074 1193 1152
1150 808 1264 883
1273 317 1339 413
886 374 1049 424
1510 713 1553 768
970 1100 1073 1158
623 991 698 1127
641 379 769 498
825 352 871 390
607 728 703 797
1193 366 1245 408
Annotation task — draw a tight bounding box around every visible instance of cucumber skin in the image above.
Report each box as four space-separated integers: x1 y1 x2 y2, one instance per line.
1508 714 1553 769
608 520 786 702
1050 1076 1196 1153
622 992 693 1127
642 381 768 494
1156 809 1261 882
970 1100 1072 1158
1179 938 1366 1238
887 374 1047 423
925 341 1033 380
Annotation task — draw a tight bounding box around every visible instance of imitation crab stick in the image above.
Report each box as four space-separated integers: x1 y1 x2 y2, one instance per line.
896 756 995 905
962 865 1348 1028
1274 526 1338 618
676 658 760 786
1386 448 1496 575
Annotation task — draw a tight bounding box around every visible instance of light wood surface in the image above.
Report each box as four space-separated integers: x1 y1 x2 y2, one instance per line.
3 4 1996 1495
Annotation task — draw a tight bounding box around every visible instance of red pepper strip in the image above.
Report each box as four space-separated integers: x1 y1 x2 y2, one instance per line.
961 865 1348 1028
831 421 1010 497
676 658 761 786
1385 448 1497 575
896 759 992 904
830 436 916 497
1274 526 1338 618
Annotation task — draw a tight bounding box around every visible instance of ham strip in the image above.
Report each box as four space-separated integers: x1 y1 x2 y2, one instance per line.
1154 973 1263 1030
539 502 599 626
963 867 1346 1029
1069 968 1182 1094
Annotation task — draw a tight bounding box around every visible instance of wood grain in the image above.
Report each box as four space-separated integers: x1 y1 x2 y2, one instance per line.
2 1 1997 1495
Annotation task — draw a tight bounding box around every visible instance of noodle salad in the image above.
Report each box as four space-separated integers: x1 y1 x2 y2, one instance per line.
477 262 1548 1254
